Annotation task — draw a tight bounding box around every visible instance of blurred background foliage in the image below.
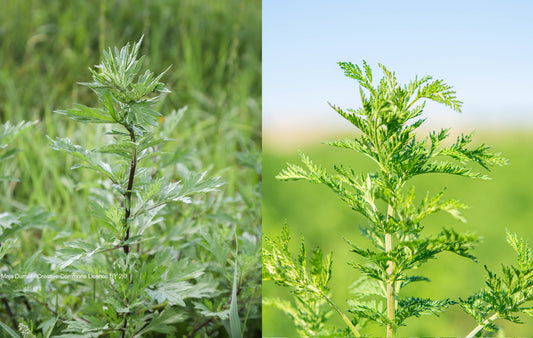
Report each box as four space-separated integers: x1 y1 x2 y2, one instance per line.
0 0 260 231
0 0 261 336
263 130 533 336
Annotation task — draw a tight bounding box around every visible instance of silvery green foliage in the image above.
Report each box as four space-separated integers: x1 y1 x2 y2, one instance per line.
0 121 57 334
39 37 250 337
263 62 523 337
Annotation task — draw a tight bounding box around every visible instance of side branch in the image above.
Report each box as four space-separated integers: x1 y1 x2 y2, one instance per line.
466 313 499 338
385 204 395 337
316 288 361 337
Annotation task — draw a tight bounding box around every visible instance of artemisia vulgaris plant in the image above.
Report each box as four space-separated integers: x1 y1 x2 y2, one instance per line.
45 37 229 336
263 62 533 337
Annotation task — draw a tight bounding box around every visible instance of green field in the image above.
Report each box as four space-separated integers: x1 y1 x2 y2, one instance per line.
263 130 533 337
0 1 261 336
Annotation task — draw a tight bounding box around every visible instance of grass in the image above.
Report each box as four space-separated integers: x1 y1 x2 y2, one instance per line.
263 130 533 337
0 0 260 227
0 0 261 335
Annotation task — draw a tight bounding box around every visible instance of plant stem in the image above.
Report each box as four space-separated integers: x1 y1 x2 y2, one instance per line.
1 297 18 330
121 318 127 338
385 204 395 337
123 127 137 254
318 290 361 337
466 313 499 337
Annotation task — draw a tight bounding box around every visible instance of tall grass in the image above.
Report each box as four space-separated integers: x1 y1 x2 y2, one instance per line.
0 1 261 335
0 0 260 222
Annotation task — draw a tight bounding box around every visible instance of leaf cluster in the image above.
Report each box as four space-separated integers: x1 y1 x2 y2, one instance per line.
56 36 169 131
263 225 354 337
460 232 533 336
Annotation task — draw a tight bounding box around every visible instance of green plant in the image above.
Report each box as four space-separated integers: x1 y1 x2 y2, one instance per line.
47 37 225 336
0 120 55 334
263 62 531 337
0 36 261 337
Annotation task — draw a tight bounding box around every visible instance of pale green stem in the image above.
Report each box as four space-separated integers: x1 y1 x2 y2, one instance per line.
319 291 361 337
466 313 499 338
385 204 395 337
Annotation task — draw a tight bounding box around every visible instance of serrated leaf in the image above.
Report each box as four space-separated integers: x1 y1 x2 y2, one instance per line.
48 137 118 183
194 302 230 320
37 317 58 338
0 321 21 338
145 280 218 306
0 212 20 236
133 308 185 336
55 104 114 124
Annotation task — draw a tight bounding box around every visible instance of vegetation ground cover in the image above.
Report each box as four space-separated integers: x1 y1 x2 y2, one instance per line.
0 1 261 336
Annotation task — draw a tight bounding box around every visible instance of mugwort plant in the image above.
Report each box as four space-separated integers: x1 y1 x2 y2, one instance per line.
0 37 262 337
47 36 227 337
263 61 533 337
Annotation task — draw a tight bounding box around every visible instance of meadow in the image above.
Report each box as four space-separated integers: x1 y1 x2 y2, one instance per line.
0 0 261 336
263 130 533 337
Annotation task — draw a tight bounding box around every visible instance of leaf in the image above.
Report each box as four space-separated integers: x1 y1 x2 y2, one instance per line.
194 302 230 320
263 296 333 337
0 212 20 236
37 317 58 338
421 161 489 179
62 320 109 334
0 238 16 260
395 297 455 326
0 207 56 240
506 231 533 271
133 308 185 336
0 321 22 338
96 141 135 159
156 171 223 205
0 148 21 163
55 104 115 124
350 276 385 298
48 137 118 183
348 299 389 327
145 280 218 306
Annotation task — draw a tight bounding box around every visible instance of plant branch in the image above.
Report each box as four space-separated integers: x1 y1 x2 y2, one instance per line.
123 126 137 254
385 204 395 337
317 289 361 337
121 317 128 338
1 297 18 330
466 312 499 337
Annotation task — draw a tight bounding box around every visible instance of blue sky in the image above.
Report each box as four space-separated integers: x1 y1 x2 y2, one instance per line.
263 1 533 136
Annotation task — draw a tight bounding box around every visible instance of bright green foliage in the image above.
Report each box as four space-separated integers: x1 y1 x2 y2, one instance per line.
461 231 533 337
263 225 350 337
263 225 333 294
265 61 512 336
